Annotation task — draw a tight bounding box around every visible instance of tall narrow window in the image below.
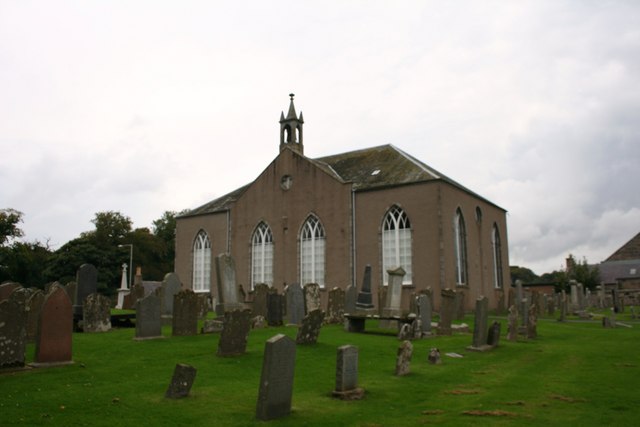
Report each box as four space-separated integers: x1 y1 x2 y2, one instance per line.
492 224 504 289
382 206 412 285
454 208 468 285
192 230 211 292
300 215 325 287
252 222 274 288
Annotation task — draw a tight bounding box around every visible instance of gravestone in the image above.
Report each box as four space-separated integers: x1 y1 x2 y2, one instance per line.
82 293 111 333
172 290 198 336
73 264 98 316
285 283 305 325
438 288 456 335
395 340 413 376
196 293 209 319
454 290 466 320
576 283 585 310
217 309 252 356
0 296 27 368
215 253 245 315
344 284 357 314
34 285 73 365
428 347 441 364
378 286 387 316
252 283 269 318
527 304 537 339
355 264 375 310
267 289 284 327
165 363 197 399
382 267 405 318
507 305 518 341
161 272 182 316
496 290 506 315
558 290 567 322
201 319 223 334
487 321 501 347
397 322 412 340
296 309 325 345
256 334 296 421
416 292 432 335
326 287 345 324
468 296 490 351
515 280 523 314
26 290 45 342
332 345 364 400
303 283 321 313
0 282 21 301
570 280 579 312
135 293 162 340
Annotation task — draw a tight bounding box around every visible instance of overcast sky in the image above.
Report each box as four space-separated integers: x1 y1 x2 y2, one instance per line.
1 1 638 275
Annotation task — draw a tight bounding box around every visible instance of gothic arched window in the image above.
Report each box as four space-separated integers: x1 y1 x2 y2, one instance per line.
382 206 412 285
192 230 211 292
252 222 274 288
300 215 325 287
492 224 504 289
454 208 468 285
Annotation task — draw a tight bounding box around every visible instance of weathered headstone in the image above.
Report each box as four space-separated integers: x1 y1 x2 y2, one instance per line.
252 283 269 318
438 288 456 335
82 293 111 333
428 347 441 364
256 334 296 421
296 309 325 345
378 285 387 316
395 340 413 376
196 293 209 319
161 272 182 316
215 253 245 315
135 293 162 340
569 280 579 312
266 290 284 326
496 289 506 315
0 296 27 368
397 322 412 340
507 305 518 341
558 290 567 322
0 282 21 302
201 319 223 334
355 264 374 310
285 283 305 325
332 345 364 400
217 309 252 356
382 267 405 318
527 304 537 339
26 290 45 342
468 296 490 351
73 264 97 316
326 287 345 324
515 280 523 314
416 292 432 335
165 363 197 399
344 284 357 314
34 285 73 365
172 290 198 336
487 321 501 347
454 289 466 320
303 283 321 313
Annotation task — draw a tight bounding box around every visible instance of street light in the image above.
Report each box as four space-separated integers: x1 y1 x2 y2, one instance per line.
118 244 133 288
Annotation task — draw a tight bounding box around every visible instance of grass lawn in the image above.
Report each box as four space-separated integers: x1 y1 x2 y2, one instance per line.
1 312 638 426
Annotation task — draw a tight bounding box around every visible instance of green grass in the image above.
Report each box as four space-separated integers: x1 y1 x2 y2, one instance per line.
1 314 638 426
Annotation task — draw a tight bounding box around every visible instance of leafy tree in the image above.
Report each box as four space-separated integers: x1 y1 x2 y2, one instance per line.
510 265 539 285
0 241 52 286
566 254 600 291
0 208 24 246
87 211 133 247
152 210 186 272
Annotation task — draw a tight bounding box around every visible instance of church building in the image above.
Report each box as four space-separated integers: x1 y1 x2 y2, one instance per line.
174 95 510 311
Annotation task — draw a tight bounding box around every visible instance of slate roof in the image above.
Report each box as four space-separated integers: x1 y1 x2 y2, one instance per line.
605 232 640 262
179 144 504 218
599 260 640 283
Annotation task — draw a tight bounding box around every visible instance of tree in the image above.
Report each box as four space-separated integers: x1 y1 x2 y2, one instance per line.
510 265 539 285
0 208 24 246
566 254 600 291
152 210 185 272
88 211 133 247
0 240 52 286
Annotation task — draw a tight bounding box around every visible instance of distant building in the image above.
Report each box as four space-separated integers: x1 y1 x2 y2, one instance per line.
599 232 640 289
174 95 510 311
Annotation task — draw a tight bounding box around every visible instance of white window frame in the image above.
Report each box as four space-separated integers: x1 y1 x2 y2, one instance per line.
454 208 468 285
300 215 326 287
192 230 211 292
492 224 504 289
382 206 412 285
251 222 274 288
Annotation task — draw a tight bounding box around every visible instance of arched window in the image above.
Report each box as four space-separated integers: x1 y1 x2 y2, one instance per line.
382 206 412 285
252 222 274 288
192 230 211 292
300 215 325 287
492 224 504 289
454 208 468 285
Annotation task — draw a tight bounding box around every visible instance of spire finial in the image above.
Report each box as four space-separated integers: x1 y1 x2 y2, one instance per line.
289 93 295 100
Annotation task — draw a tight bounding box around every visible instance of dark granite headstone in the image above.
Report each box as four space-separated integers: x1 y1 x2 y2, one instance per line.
285 283 304 325
295 309 325 345
135 293 162 340
252 283 269 318
74 264 97 316
487 321 501 347
217 309 252 357
454 289 466 320
172 290 198 336
0 296 27 368
82 293 111 333
355 264 374 309
256 334 296 421
344 284 357 314
267 290 284 327
326 287 345 324
395 340 413 376
165 363 197 398
35 285 73 365
468 296 490 351
416 292 432 335
438 288 456 336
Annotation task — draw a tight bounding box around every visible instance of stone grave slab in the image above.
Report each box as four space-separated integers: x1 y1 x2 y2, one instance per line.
34 285 73 365
217 309 252 357
165 363 197 399
256 334 296 421
296 309 325 345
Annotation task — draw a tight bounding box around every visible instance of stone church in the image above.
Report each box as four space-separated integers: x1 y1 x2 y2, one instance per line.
174 95 510 311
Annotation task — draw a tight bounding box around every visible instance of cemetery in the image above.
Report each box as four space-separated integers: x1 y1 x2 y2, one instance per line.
1 263 639 426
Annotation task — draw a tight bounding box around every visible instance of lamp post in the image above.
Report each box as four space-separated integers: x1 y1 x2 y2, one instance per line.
118 243 133 288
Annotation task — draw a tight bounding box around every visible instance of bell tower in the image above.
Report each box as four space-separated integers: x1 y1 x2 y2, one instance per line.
279 93 304 155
